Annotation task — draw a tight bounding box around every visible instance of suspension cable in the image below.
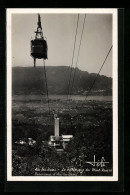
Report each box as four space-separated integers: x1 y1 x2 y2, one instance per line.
69 14 86 101
43 59 51 122
85 45 113 101
66 14 79 108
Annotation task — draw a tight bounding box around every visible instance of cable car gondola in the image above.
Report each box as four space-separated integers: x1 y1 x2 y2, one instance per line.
31 14 48 67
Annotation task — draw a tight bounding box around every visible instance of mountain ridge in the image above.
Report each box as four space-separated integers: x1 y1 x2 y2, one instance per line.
12 66 112 95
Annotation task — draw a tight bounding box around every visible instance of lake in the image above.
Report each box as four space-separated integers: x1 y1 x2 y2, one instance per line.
12 95 112 102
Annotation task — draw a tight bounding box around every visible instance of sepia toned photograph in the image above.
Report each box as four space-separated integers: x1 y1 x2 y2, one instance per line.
7 9 118 181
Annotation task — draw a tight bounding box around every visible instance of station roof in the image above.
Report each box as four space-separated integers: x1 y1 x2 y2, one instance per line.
62 135 73 138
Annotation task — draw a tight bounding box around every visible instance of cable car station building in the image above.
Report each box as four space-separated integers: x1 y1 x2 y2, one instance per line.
48 116 73 152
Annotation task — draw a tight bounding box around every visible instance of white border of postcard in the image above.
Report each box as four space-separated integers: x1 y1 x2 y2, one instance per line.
7 8 118 181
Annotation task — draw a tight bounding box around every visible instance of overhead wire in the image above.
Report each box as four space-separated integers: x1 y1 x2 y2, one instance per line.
41 15 112 123
66 14 79 108
69 14 86 101
43 59 51 123
84 45 113 101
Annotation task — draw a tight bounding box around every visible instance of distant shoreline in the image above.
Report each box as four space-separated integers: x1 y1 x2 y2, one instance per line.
12 94 112 102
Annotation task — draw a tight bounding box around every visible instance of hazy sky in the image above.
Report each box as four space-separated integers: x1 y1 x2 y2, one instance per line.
12 13 112 77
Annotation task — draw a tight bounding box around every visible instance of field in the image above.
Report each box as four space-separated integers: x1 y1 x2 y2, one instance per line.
12 95 112 176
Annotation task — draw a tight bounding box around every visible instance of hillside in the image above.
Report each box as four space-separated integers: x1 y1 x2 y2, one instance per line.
12 66 112 95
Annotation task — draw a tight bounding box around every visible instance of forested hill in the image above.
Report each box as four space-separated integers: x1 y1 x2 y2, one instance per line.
12 66 112 95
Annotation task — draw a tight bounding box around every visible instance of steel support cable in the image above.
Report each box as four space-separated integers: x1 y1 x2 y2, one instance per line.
69 14 86 101
43 59 51 123
62 66 71 93
66 14 79 108
84 45 113 101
